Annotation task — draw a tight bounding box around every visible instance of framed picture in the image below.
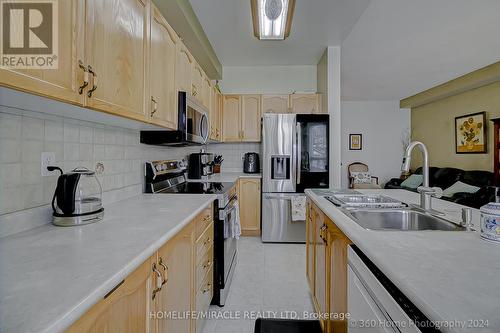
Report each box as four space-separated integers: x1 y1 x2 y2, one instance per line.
349 134 362 150
455 112 487 154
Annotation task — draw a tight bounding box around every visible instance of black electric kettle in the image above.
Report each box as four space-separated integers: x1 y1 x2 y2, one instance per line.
49 166 104 226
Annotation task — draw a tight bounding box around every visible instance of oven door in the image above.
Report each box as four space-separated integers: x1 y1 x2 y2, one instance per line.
220 196 238 284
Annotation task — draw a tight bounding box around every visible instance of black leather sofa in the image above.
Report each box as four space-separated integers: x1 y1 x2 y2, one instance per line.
385 167 495 208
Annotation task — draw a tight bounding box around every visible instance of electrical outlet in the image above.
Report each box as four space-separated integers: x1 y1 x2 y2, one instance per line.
41 152 56 176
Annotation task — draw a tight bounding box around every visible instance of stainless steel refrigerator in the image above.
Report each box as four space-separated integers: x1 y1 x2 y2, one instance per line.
262 113 329 242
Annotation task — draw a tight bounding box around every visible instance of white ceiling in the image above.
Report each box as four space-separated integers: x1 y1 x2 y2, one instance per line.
190 0 500 100
188 0 371 66
341 0 500 100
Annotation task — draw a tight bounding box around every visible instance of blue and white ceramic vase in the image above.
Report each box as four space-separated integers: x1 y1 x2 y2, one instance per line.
480 202 500 243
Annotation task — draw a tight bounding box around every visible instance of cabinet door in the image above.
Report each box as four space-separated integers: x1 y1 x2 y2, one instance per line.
155 224 193 333
191 62 203 101
238 178 261 235
150 4 178 129
175 42 193 94
262 95 289 114
222 95 241 142
313 205 327 328
306 200 316 292
202 75 212 109
327 228 350 333
241 95 261 142
216 91 223 140
289 94 320 114
85 0 149 121
67 259 152 332
209 87 218 140
0 0 85 105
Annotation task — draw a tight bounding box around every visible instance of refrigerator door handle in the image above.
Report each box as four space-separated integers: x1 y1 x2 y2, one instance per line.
296 122 302 185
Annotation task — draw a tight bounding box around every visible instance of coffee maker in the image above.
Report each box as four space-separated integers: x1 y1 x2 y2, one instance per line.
188 150 214 179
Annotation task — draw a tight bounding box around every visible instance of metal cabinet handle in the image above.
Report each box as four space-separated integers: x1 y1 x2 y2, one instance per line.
151 96 158 116
158 257 168 286
87 65 97 97
203 283 212 294
203 260 211 269
152 263 163 299
78 60 88 94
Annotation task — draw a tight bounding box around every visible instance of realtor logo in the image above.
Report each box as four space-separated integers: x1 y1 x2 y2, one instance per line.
1 0 58 69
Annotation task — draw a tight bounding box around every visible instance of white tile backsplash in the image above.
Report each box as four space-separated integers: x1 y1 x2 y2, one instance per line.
0 107 262 220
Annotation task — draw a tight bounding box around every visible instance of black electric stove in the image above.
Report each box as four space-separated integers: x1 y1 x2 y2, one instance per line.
144 160 239 307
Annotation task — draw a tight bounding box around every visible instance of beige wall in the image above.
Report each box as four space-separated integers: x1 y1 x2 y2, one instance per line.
411 81 500 171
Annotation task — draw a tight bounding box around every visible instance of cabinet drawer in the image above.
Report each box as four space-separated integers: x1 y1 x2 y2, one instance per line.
196 222 214 260
195 206 213 241
195 246 213 290
195 268 213 333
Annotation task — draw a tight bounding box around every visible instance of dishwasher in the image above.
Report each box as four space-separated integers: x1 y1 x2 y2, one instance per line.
348 246 439 333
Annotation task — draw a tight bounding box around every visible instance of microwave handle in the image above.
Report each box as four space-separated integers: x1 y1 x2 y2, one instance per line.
200 113 209 143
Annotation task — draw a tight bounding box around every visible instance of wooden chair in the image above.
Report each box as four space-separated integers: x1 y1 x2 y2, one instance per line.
348 162 381 189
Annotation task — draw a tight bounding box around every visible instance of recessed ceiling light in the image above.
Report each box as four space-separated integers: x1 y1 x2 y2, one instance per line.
251 0 296 40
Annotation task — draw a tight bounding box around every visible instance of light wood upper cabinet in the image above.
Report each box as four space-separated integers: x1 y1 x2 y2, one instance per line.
201 75 212 109
222 95 241 142
175 41 193 94
149 4 178 130
84 0 149 121
289 93 322 114
241 95 261 142
191 62 203 100
66 259 152 333
154 224 192 333
0 0 85 105
209 87 221 141
238 178 261 236
262 95 289 114
222 94 261 142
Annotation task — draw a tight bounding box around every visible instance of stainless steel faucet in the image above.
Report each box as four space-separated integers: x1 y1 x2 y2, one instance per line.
401 141 443 213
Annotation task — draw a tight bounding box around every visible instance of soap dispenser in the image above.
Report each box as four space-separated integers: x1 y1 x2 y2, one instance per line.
479 187 500 243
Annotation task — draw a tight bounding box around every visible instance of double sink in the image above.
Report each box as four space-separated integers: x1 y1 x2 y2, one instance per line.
326 194 465 232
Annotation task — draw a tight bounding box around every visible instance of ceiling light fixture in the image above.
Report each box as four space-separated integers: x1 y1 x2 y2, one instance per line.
251 0 296 40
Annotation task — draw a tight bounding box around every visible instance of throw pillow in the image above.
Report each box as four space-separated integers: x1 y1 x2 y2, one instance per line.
443 181 480 198
351 172 372 184
400 174 424 189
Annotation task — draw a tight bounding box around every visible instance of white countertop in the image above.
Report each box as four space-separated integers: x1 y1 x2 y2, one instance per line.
0 194 216 333
305 189 500 333
188 172 261 183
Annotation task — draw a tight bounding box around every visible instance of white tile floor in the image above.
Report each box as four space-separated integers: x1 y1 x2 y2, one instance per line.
202 237 315 333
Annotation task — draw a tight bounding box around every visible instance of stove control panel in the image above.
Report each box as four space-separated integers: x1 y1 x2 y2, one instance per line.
145 159 186 180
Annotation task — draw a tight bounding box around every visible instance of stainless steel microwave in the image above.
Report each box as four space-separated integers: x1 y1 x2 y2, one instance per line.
140 91 209 146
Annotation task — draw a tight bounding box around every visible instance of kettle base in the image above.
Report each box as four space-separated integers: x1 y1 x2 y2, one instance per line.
52 209 104 227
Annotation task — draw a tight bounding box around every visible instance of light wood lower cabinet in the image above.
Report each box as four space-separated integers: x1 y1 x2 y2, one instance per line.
238 178 261 236
67 203 214 333
153 223 193 333
306 199 352 333
67 259 152 333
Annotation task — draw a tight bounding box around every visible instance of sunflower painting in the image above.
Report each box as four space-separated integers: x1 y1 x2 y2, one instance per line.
455 112 487 153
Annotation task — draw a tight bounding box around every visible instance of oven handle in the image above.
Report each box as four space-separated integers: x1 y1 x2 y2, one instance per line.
219 196 238 219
